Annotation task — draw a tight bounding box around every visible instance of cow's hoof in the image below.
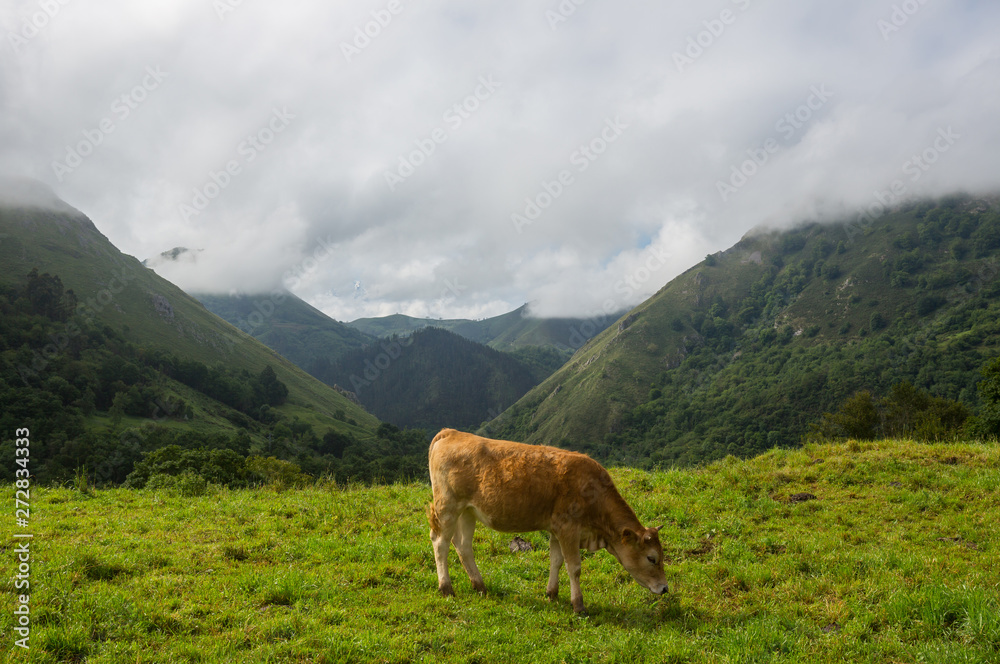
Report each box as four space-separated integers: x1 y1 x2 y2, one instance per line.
545 589 558 601
572 600 587 616
439 584 454 597
472 581 487 595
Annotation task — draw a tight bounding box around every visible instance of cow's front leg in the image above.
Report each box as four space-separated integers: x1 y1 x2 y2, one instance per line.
546 532 563 601
558 535 586 614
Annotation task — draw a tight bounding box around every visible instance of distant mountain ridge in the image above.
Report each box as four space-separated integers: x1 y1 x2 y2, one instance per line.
195 291 374 369
150 258 578 434
143 245 376 369
313 327 542 431
347 303 617 352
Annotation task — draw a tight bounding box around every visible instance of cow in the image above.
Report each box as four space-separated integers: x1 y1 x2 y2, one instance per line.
427 428 668 614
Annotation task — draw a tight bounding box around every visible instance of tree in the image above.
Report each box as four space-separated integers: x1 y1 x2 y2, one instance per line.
21 268 76 321
109 391 126 430
124 445 249 488
822 391 880 439
813 383 968 442
320 430 352 458
968 356 1000 439
256 365 289 406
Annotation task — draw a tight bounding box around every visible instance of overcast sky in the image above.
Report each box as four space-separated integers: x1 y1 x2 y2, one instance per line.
2 0 999 321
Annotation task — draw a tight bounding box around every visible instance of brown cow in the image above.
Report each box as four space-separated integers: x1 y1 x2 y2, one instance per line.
427 428 668 614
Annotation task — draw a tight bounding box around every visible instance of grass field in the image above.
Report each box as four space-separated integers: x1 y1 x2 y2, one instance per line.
3 439 1000 663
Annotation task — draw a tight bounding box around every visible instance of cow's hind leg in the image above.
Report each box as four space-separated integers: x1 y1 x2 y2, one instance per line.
452 508 486 594
428 501 458 597
546 532 563 601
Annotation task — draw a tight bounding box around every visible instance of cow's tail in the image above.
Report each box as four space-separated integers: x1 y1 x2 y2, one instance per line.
426 501 442 536
426 428 453 536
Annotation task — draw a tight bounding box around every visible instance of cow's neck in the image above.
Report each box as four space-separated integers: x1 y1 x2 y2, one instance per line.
596 486 644 541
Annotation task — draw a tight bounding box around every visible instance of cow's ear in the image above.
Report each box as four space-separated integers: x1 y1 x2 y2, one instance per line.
621 527 639 544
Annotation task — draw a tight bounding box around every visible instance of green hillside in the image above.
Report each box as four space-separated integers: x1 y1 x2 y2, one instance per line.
347 312 467 339
312 327 541 431
195 292 374 368
488 195 1000 465
347 303 615 353
4 439 998 663
0 184 379 484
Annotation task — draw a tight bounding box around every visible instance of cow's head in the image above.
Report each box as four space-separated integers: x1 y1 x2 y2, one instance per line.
612 526 668 596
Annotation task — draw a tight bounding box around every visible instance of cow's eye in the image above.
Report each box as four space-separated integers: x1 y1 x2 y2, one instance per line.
647 556 657 565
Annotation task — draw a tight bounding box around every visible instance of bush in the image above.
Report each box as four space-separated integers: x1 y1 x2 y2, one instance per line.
967 356 1000 439
125 445 249 488
820 391 880 439
146 471 210 497
246 456 312 489
812 382 968 442
917 295 946 316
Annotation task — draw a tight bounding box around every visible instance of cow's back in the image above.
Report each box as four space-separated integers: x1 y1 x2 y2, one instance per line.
429 429 600 532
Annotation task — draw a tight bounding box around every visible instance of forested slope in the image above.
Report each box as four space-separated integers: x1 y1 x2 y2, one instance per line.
488 195 1000 466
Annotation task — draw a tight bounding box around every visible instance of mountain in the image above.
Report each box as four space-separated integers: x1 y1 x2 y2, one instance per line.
486 194 1000 466
313 326 541 431
347 303 617 353
190 295 566 432
347 313 466 339
194 291 374 368
143 249 569 429
144 247 376 368
0 180 379 484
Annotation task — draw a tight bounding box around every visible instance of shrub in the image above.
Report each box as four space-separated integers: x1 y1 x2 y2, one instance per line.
812 382 968 442
146 471 210 497
917 295 946 316
246 456 311 489
967 356 1000 439
125 445 249 488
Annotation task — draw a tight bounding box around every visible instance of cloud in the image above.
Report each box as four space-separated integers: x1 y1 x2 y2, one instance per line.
0 175 74 212
2 0 999 320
